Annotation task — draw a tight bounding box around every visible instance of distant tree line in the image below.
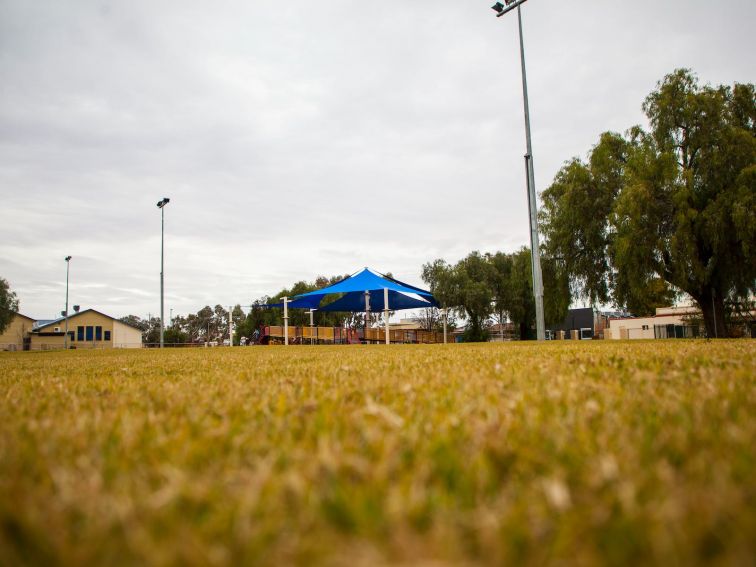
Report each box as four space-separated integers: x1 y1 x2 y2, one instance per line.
120 305 242 345
422 248 570 342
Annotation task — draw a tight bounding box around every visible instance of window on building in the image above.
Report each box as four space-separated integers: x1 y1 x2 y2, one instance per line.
95 326 102 341
86 326 94 341
68 331 74 341
77 326 84 341
104 330 111 341
642 325 649 330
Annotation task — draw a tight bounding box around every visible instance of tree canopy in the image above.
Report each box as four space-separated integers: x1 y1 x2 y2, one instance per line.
0 278 20 335
540 69 755 337
422 249 569 341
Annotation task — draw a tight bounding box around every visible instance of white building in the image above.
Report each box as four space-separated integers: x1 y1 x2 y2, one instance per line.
605 305 702 340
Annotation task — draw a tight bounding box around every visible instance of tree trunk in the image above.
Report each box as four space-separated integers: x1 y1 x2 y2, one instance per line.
519 321 528 341
696 287 728 338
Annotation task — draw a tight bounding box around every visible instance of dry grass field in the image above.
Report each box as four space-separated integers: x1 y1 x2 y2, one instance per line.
0 340 754 566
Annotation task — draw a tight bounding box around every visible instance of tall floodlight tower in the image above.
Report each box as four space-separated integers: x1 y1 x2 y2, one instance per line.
492 0 546 340
157 198 170 348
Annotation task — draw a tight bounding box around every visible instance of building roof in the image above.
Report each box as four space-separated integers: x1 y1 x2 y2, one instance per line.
34 308 144 331
9 312 36 323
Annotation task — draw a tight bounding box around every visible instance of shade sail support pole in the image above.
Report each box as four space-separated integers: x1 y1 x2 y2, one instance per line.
309 309 315 345
364 291 371 342
283 297 289 346
384 287 390 345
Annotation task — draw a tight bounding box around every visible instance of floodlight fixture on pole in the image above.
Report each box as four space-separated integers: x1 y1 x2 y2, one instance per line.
492 0 546 341
492 0 527 17
156 197 170 348
64 256 72 349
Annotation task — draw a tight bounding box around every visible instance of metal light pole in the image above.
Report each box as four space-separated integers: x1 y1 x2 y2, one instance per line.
64 256 72 349
493 0 546 340
157 198 170 348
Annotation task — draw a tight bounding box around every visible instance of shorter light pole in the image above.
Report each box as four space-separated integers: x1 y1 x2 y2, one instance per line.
156 197 170 348
64 256 72 349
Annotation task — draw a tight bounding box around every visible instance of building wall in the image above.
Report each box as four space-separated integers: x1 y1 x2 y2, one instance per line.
112 320 143 348
548 308 595 334
0 314 36 351
29 333 66 350
546 308 598 339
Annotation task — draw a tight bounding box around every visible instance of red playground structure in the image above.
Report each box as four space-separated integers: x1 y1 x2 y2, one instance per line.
256 325 444 345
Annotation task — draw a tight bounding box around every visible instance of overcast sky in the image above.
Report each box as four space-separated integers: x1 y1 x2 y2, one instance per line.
1 0 754 320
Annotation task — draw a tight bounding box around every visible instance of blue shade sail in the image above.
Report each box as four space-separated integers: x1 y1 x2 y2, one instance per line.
269 268 438 312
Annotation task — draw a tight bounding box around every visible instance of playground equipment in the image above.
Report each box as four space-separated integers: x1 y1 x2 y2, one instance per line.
257 325 445 345
268 267 442 346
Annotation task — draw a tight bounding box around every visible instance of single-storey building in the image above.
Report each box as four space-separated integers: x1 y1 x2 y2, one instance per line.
604 305 702 339
31 309 143 349
2 309 143 351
